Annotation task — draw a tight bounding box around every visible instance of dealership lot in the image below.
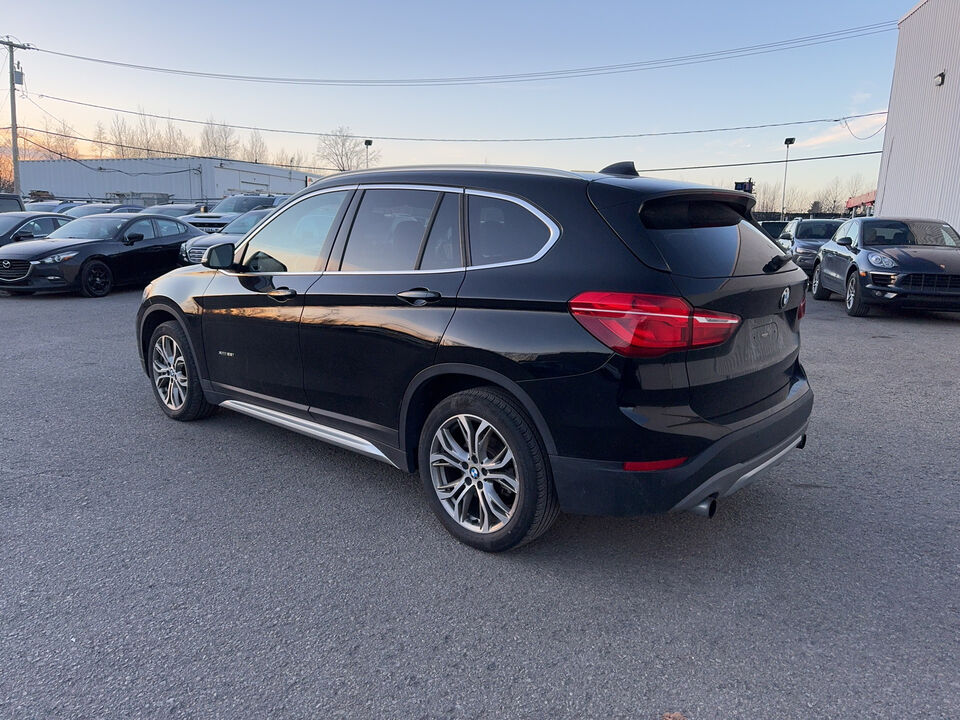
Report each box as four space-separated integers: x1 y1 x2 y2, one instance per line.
1 290 957 719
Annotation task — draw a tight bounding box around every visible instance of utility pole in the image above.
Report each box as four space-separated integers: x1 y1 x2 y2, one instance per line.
2 37 31 196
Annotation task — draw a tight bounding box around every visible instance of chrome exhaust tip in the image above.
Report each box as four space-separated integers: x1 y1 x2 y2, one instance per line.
689 497 717 518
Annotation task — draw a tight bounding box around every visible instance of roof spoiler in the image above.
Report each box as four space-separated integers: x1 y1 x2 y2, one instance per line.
599 161 639 177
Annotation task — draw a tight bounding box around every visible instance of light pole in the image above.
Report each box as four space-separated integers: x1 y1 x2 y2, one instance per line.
780 137 795 221
364 139 372 169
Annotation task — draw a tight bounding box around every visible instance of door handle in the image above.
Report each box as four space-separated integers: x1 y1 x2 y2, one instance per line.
396 288 441 306
266 287 297 301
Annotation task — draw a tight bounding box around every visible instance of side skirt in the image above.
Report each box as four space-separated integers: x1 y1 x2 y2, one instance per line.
219 399 399 468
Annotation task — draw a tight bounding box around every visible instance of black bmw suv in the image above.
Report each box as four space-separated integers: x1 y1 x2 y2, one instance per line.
137 163 813 551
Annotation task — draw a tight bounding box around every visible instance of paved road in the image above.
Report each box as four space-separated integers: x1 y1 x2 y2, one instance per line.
1 288 958 720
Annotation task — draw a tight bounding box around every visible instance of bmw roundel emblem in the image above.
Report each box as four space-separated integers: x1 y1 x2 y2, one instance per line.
470 467 480 479
779 287 791 309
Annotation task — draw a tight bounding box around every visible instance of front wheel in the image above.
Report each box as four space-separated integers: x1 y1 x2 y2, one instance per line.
78 260 113 298
845 273 870 317
148 321 216 420
811 264 831 300
419 387 559 552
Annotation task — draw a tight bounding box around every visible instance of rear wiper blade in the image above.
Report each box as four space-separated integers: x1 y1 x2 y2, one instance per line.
763 253 793 273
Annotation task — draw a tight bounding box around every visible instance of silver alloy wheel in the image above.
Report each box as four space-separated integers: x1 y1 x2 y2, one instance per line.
811 267 820 293
429 413 519 533
846 276 856 309
152 334 188 411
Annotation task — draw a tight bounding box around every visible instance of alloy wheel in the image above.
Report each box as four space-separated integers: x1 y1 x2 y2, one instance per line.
811 268 820 294
152 335 188 411
846 276 856 309
86 265 111 294
429 413 519 534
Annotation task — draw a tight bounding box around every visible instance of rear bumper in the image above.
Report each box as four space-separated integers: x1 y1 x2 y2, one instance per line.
549 380 813 516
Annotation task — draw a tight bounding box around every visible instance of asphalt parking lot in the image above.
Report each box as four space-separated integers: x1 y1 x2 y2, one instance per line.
1 287 958 720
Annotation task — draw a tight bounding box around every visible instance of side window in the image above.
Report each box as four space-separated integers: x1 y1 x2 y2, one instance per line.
19 220 43 237
55 218 71 228
126 219 156 240
467 194 551 266
156 219 184 237
848 221 861 246
783 220 796 237
341 189 438 272
833 221 850 241
241 190 349 273
419 193 461 270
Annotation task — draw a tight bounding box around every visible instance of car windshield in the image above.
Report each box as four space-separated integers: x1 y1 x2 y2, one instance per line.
47 216 126 240
0 216 23 233
797 220 842 240
862 220 960 247
210 196 272 214
222 210 269 234
66 205 115 218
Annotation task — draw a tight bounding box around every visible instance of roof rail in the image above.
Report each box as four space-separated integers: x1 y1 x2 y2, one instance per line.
599 161 639 177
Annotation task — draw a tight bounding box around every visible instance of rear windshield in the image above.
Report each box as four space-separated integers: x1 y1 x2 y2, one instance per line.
862 220 959 247
796 220 842 240
637 197 782 278
0 198 23 212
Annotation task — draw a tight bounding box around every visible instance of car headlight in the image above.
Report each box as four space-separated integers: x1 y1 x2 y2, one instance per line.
868 253 896 269
794 247 816 255
38 252 78 264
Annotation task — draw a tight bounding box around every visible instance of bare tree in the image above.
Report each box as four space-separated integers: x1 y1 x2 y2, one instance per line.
41 119 79 159
315 126 379 171
198 118 238 159
845 172 866 200
242 130 269 163
753 180 782 214
158 119 193 157
91 121 109 159
0 130 14 192
110 115 132 158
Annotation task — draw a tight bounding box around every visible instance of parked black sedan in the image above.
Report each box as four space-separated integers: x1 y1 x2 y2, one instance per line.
0 214 201 297
0 212 72 247
811 217 960 315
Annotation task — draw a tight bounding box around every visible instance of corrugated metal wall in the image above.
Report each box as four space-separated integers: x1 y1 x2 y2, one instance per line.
876 0 960 228
20 157 312 202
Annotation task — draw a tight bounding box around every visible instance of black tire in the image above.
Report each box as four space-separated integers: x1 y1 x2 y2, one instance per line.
419 387 559 552
147 320 216 421
844 272 870 317
810 264 831 300
78 259 113 298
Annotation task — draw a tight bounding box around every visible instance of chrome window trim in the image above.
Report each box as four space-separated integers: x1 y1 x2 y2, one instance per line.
225 183 561 277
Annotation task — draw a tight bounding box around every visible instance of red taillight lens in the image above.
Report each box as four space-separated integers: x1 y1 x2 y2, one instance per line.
797 294 806 321
569 292 740 357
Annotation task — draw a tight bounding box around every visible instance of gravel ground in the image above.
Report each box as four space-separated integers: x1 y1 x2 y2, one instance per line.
1 287 958 719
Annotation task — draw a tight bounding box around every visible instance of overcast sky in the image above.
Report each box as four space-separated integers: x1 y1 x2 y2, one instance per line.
3 0 911 194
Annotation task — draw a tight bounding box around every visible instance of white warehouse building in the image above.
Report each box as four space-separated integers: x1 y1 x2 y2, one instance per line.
876 0 960 228
20 156 318 204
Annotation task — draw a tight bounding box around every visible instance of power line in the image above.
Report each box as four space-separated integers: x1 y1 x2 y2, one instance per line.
32 92 889 144
19 134 198 176
19 124 883 174
18 125 338 172
635 150 882 173
32 22 897 87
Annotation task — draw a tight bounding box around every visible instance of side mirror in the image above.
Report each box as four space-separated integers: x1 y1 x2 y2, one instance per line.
779 232 793 241
13 231 34 241
836 236 853 247
124 232 145 245
201 242 235 270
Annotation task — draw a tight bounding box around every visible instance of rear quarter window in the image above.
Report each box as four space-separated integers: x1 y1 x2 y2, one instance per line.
467 194 552 266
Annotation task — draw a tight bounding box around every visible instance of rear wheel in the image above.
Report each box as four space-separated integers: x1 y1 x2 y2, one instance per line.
148 321 216 421
419 387 559 552
845 273 870 317
810 264 831 300
79 260 113 298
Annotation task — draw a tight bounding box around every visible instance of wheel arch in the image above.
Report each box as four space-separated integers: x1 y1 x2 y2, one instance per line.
138 301 202 379
399 364 558 473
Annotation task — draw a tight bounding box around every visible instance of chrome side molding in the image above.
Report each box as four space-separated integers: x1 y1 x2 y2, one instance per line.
219 400 396 467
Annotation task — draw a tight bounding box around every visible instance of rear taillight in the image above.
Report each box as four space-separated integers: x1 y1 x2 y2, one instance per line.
569 291 740 357
797 294 806 321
